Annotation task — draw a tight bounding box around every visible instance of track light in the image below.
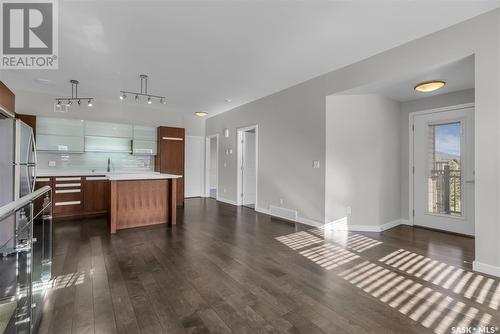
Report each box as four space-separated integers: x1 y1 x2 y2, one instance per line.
55 80 94 111
120 74 167 106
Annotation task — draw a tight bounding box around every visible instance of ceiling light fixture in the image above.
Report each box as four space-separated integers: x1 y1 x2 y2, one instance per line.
54 80 94 110
120 93 126 100
120 74 167 105
225 99 232 103
195 111 208 117
414 80 446 93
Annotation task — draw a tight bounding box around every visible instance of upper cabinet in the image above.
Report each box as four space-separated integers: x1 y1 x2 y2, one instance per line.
37 117 85 153
36 117 157 155
0 81 15 117
133 125 156 141
37 117 84 137
132 125 157 155
85 121 133 138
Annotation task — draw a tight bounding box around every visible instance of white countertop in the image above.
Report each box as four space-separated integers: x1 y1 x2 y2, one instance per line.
36 170 181 181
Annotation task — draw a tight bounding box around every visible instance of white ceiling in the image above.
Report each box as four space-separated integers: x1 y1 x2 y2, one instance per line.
338 55 475 102
1 1 497 116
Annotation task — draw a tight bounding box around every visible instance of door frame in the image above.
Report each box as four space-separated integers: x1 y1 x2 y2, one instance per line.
236 124 258 207
205 134 219 200
408 102 474 227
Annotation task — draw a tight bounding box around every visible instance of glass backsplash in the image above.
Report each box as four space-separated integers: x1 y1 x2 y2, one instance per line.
37 152 154 173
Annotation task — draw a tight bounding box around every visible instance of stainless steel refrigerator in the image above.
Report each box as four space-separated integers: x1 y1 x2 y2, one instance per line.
0 116 37 251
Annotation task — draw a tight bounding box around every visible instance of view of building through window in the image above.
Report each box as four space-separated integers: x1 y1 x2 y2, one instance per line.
428 122 462 215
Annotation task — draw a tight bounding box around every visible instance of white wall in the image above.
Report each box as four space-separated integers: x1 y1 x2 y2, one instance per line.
400 89 475 221
325 95 401 229
209 138 217 188
206 9 500 275
14 90 205 136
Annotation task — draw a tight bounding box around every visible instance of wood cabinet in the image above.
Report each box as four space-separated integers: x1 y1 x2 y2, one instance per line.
35 175 110 220
16 114 36 137
0 81 15 116
155 126 185 205
53 176 84 218
84 176 110 215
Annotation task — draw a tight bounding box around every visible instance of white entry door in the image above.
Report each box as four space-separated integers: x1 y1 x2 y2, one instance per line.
412 106 474 235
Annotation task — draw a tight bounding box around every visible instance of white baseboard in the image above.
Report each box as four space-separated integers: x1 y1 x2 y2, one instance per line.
473 261 500 278
348 224 383 232
217 197 237 206
349 219 408 233
256 207 323 228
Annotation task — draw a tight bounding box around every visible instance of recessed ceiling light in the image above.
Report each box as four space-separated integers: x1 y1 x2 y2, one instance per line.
195 111 208 117
34 78 53 85
414 80 446 93
225 99 232 103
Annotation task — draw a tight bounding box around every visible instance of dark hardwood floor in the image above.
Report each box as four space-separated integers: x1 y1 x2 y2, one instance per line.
39 198 499 334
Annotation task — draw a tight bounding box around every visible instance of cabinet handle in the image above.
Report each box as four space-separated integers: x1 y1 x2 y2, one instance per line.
86 176 108 181
55 201 81 206
55 189 81 194
162 137 183 141
55 177 81 181
56 183 81 188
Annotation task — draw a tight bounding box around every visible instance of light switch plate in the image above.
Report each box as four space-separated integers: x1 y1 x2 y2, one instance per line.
313 160 320 168
48 160 56 167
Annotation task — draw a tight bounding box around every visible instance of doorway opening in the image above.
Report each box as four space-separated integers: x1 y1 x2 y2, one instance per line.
205 134 219 199
237 125 258 209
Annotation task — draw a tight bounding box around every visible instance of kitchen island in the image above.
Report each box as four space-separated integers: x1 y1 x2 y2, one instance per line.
108 173 180 234
36 171 180 234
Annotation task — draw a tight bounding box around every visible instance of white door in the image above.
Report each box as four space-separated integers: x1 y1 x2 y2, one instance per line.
242 131 256 206
185 136 204 197
412 107 474 235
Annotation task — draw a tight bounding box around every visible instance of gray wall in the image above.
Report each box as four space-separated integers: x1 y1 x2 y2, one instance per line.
206 78 327 222
207 9 500 273
399 89 475 221
326 94 401 229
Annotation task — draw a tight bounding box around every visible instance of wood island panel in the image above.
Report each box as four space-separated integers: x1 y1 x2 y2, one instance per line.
110 178 177 234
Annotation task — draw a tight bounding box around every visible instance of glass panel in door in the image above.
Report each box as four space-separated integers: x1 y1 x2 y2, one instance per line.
427 122 462 216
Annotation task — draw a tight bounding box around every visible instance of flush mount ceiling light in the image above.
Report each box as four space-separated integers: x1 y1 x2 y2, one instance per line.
414 80 446 93
120 74 167 105
55 80 94 109
195 111 208 117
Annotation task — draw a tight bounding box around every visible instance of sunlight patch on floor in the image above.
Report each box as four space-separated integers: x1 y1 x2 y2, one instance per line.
308 228 382 253
50 271 87 290
275 231 323 250
379 249 500 311
299 243 359 270
339 261 494 334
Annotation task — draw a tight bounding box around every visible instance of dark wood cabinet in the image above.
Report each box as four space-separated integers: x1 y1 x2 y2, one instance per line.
84 177 110 215
16 114 37 137
0 81 15 116
155 126 185 206
36 175 110 220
